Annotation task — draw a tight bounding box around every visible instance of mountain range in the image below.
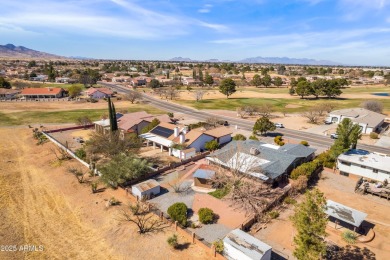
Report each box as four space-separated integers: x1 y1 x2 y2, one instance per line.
1 43 341 65
0 44 63 59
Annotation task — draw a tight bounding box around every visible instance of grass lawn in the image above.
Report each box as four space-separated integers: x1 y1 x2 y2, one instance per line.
176 97 390 113
0 105 164 126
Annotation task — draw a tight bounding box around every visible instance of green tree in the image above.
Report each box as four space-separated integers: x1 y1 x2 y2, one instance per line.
295 81 313 99
322 79 345 98
262 74 272 87
198 208 214 224
273 77 283 87
99 153 150 188
291 189 327 260
204 72 214 85
333 118 362 150
167 202 188 226
251 74 262 87
0 77 11 89
141 118 160 134
219 78 236 98
108 97 118 132
149 79 161 89
68 85 82 98
205 140 219 151
311 78 327 99
253 116 276 136
232 134 247 141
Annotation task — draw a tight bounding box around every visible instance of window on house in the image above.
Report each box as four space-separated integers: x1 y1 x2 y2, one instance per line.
373 169 378 173
341 161 351 166
340 171 349 177
361 165 366 169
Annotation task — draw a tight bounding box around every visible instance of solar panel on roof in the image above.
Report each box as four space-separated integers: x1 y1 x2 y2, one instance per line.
150 126 174 138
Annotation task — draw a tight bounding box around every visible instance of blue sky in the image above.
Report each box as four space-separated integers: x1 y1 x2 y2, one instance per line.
1 0 390 65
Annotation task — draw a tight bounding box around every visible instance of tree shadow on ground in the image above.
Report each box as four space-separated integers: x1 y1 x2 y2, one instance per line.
175 242 191 251
326 245 376 260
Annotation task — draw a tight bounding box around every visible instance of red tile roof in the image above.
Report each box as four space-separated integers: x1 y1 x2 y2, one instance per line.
21 87 64 95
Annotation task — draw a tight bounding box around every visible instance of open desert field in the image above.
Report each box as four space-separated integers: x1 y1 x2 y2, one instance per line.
0 127 212 260
0 100 164 126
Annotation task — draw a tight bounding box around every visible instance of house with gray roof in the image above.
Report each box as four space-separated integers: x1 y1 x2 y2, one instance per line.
207 140 316 183
326 108 386 134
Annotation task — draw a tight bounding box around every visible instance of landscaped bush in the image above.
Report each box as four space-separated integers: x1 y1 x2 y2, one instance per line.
249 135 259 140
233 134 247 141
213 240 224 254
290 160 321 180
268 210 280 219
198 208 214 224
208 186 230 199
167 202 188 227
300 140 309 146
205 140 219 151
167 234 178 248
274 136 284 146
342 230 357 244
369 132 379 139
316 151 335 168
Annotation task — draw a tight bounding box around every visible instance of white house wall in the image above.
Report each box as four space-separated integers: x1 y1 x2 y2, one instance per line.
337 160 390 182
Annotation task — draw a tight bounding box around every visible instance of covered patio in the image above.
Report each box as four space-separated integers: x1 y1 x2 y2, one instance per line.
325 200 368 232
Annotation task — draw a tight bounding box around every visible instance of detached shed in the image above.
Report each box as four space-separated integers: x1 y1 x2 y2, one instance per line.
132 179 160 200
193 169 215 189
223 229 272 260
325 200 367 231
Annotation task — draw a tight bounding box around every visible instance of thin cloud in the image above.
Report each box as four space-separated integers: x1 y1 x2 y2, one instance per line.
198 4 213 13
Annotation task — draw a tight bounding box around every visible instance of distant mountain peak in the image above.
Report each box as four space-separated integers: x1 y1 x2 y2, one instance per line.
239 56 341 66
0 43 64 59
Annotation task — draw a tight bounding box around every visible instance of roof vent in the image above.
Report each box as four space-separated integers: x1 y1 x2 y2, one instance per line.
250 147 260 156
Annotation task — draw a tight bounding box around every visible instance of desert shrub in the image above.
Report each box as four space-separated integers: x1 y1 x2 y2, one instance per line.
208 186 230 199
75 148 87 160
268 211 280 219
198 208 214 224
249 135 259 140
213 240 224 253
369 132 379 139
167 202 188 227
167 234 178 248
274 136 284 146
342 230 357 244
300 140 309 146
284 196 297 205
278 141 285 146
233 134 247 141
291 175 308 194
290 160 321 180
205 140 219 151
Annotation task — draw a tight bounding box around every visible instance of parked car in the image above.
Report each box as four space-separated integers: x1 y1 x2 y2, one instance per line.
274 123 284 128
330 133 339 139
223 121 229 126
324 120 333 125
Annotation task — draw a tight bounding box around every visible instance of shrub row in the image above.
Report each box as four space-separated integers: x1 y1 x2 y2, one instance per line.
274 136 285 146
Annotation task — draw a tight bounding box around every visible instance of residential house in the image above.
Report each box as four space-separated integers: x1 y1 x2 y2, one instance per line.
326 108 386 134
117 111 171 135
93 113 124 134
20 87 65 99
30 75 48 82
55 77 72 83
0 89 20 99
181 77 201 86
139 124 232 159
193 166 215 190
223 229 272 260
337 149 390 182
85 87 113 99
207 140 316 183
130 77 147 87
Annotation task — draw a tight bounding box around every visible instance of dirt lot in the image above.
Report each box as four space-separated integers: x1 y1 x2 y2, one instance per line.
0 128 212 259
254 170 390 259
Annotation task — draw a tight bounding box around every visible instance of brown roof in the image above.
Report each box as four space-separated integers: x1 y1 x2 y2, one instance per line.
172 129 204 144
118 112 171 131
21 87 64 95
204 126 233 138
86 87 113 95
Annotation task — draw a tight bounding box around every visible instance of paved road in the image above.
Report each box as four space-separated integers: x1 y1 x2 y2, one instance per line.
101 82 390 154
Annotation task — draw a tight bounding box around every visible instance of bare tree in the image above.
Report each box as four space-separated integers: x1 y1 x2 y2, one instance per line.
194 90 205 102
162 87 179 100
361 100 383 113
319 102 337 113
206 116 222 127
209 143 280 218
257 104 274 117
236 107 247 118
244 105 258 116
169 182 192 194
302 107 321 124
125 91 142 104
120 202 167 234
50 142 72 161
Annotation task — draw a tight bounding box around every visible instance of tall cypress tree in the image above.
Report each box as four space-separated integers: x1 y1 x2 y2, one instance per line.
111 101 118 131
108 97 113 132
291 189 328 260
